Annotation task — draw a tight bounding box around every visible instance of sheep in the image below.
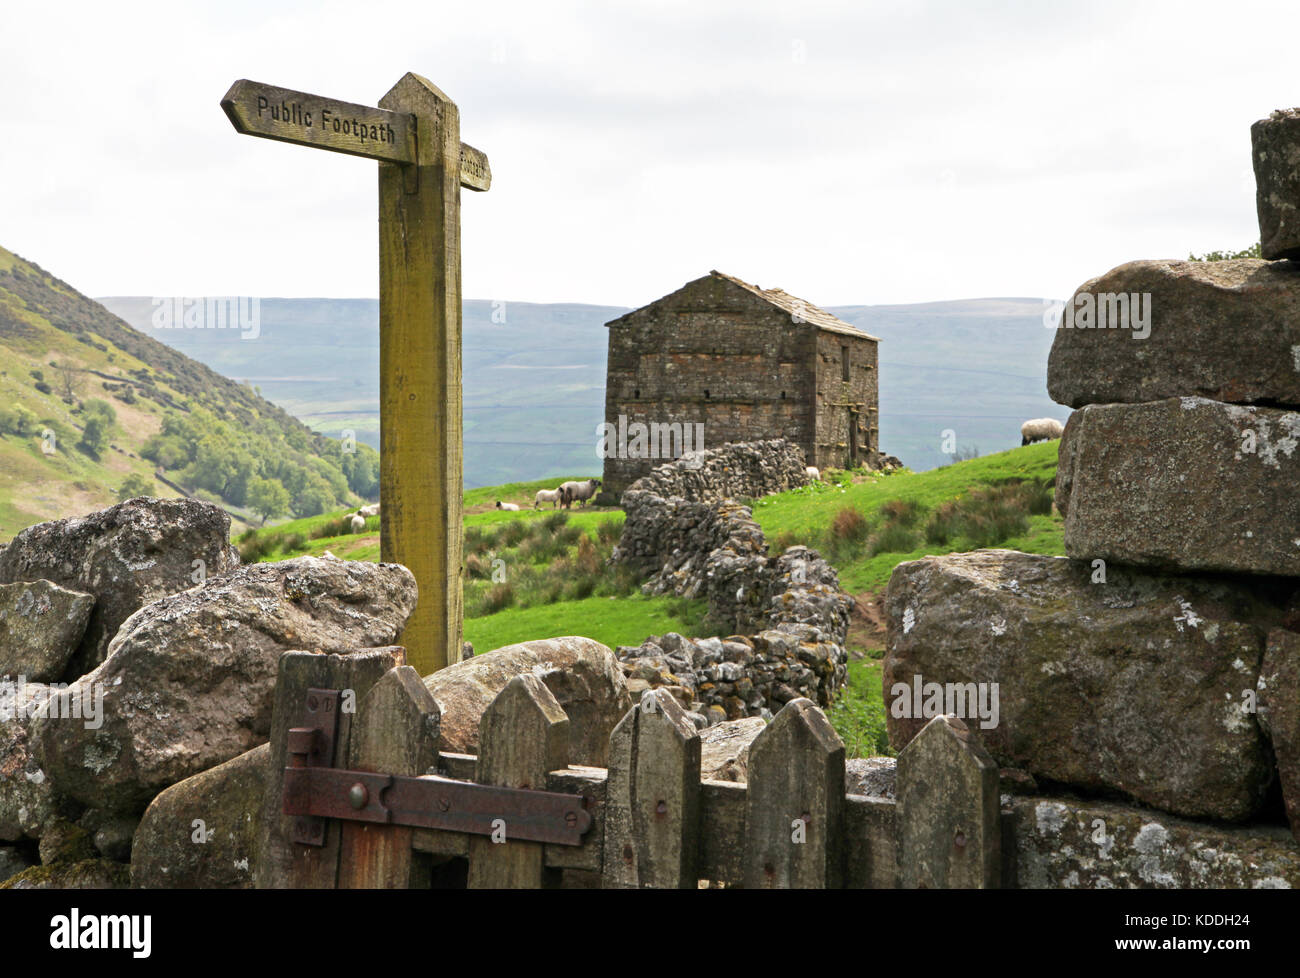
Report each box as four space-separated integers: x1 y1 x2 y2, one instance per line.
805 466 820 481
350 514 366 533
558 478 601 509
495 501 520 511
357 503 380 518
534 488 562 509
1020 418 1065 446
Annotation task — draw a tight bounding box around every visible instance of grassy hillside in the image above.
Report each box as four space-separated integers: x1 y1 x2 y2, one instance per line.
236 444 1065 757
752 440 1062 591
0 246 377 540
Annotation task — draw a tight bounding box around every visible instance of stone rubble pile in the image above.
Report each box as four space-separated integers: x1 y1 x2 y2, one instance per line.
612 441 852 721
885 111 1300 878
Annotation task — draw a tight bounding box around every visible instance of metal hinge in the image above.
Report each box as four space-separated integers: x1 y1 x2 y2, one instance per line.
281 689 593 848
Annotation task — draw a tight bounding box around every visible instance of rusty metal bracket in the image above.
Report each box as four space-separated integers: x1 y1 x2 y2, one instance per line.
281 689 592 847
284 688 341 847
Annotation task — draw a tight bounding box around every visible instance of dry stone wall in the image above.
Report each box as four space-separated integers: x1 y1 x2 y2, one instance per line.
886 110 1300 857
612 439 852 721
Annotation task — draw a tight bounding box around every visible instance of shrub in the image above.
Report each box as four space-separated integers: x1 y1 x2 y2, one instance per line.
878 498 925 527
480 582 514 615
868 522 919 556
596 518 622 546
829 506 869 545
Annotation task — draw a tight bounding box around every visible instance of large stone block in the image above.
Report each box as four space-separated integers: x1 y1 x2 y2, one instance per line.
1046 259 1300 408
884 550 1280 821
1259 629 1300 843
1006 795 1300 888
0 680 61 840
0 581 95 682
32 555 417 817
132 743 268 889
423 636 630 767
1252 108 1300 261
1056 397 1300 576
0 498 240 678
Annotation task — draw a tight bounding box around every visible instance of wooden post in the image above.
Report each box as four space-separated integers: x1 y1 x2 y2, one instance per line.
743 698 845 889
602 689 702 889
221 76 491 678
338 666 441 888
378 72 465 677
467 674 570 888
255 647 406 889
896 714 1000 889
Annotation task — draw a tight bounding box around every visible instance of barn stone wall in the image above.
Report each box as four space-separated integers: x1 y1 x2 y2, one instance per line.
601 273 877 497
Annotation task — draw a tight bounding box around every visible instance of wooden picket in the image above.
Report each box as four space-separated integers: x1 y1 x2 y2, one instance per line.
259 651 1002 889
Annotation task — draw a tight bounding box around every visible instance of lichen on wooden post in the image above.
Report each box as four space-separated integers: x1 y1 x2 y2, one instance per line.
603 689 702 888
338 666 441 888
256 647 406 889
896 714 1000 889
743 697 845 889
378 72 466 677
467 674 570 888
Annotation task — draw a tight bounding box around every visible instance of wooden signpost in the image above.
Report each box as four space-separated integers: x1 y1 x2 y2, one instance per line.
222 74 490 676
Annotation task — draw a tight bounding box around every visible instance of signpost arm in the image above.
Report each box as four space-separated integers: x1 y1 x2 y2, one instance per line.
378 73 465 676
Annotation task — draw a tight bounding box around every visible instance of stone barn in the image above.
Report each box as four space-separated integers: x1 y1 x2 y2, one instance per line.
601 270 881 497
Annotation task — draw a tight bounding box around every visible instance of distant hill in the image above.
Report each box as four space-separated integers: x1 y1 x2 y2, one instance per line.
0 246 376 540
102 292 1067 484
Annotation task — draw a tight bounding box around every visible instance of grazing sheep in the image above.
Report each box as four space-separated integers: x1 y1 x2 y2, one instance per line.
495 501 520 511
1020 418 1065 446
357 503 380 518
534 488 562 509
805 466 820 481
558 478 601 509
350 514 366 533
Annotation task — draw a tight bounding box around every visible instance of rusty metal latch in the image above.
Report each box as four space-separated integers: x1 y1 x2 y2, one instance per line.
282 689 593 848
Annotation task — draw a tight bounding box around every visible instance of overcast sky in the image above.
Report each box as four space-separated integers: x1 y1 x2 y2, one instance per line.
2 0 1296 308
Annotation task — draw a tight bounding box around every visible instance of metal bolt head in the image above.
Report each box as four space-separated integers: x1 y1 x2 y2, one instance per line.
655 800 667 816
348 783 368 810
565 811 578 827
954 830 967 848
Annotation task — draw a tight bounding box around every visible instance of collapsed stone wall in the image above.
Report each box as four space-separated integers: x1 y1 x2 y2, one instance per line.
618 437 812 509
884 109 1300 852
611 439 852 722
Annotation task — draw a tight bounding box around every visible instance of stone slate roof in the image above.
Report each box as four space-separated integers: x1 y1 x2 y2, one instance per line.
607 270 879 342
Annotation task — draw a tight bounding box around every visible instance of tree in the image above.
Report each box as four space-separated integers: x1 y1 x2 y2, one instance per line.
54 363 80 401
77 399 117 458
118 473 154 502
1188 243 1261 261
78 415 111 457
247 477 290 525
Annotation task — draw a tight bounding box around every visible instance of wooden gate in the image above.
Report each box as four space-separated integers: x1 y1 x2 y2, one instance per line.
256 648 1001 889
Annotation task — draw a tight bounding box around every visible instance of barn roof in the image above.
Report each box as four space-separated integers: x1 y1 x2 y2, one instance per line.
607 270 879 342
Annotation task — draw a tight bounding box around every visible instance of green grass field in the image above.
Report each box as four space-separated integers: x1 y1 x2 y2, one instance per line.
752 441 1063 591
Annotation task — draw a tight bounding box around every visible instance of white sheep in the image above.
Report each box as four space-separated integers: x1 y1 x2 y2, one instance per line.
357 503 380 518
534 488 562 509
350 514 366 533
495 501 520 511
805 466 820 481
558 478 602 509
1020 418 1065 445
